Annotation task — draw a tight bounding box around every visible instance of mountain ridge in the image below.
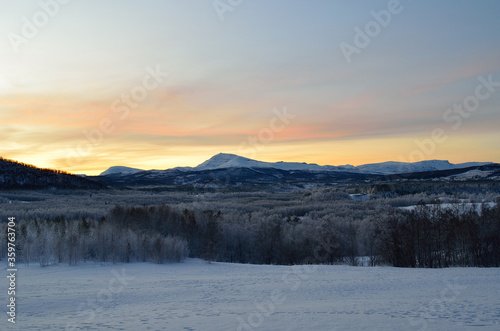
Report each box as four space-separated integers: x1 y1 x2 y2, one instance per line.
99 153 493 176
100 166 144 176
2 155 496 191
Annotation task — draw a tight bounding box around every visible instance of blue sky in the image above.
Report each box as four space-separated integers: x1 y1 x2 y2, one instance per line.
1 0 499 174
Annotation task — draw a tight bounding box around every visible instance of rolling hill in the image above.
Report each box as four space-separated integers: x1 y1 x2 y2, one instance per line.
0 157 106 190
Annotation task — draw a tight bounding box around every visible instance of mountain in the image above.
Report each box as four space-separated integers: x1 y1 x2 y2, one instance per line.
194 153 356 172
357 160 492 175
92 153 500 189
99 153 493 178
3 154 495 191
0 157 106 190
92 166 376 188
383 163 500 181
92 163 500 189
100 166 144 176
195 153 266 170
193 153 491 174
98 153 355 175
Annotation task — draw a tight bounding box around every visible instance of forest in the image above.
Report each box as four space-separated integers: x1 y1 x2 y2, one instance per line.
0 157 105 190
1 182 499 268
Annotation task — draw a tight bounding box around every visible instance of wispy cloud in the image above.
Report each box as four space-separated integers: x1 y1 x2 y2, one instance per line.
1 1 499 174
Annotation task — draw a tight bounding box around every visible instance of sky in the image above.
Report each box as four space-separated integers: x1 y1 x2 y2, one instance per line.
1 0 499 175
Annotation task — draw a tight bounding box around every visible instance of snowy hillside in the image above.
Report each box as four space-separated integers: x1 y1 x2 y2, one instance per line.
7 260 500 330
100 166 144 176
358 160 491 175
195 153 356 172
445 169 495 181
195 153 271 170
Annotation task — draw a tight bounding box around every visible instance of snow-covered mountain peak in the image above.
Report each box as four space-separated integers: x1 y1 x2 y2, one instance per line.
195 153 264 170
100 166 144 176
357 160 490 175
194 153 355 172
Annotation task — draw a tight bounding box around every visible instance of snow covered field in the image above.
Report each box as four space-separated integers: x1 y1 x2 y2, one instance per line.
3 259 499 330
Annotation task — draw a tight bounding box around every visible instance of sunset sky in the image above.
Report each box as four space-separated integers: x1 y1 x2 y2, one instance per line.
1 0 499 175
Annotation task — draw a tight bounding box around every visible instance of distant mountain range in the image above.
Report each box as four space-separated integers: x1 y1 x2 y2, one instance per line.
92 153 499 188
1 154 498 190
100 153 492 176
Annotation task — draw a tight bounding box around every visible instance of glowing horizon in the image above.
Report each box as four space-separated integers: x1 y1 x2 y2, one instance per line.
1 1 499 176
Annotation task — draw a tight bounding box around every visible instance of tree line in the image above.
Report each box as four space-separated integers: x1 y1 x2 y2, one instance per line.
1 216 188 266
2 199 498 267
0 156 71 175
376 201 500 267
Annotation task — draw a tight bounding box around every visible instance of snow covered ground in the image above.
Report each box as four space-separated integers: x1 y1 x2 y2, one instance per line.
2 259 499 330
